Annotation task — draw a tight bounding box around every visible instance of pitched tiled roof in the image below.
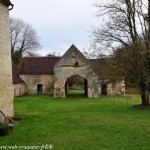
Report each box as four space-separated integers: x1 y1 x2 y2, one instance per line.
19 57 61 75
13 72 25 84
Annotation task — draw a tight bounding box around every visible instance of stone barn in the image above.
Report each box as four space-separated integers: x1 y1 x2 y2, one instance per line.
18 57 60 95
14 45 125 98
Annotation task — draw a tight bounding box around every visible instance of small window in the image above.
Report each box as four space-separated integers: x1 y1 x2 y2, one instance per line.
75 62 79 66
37 84 43 94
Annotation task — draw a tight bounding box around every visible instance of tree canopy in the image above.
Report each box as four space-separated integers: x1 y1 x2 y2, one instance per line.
92 0 150 106
10 17 41 71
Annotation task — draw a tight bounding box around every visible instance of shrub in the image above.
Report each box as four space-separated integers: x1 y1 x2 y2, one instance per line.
0 124 10 136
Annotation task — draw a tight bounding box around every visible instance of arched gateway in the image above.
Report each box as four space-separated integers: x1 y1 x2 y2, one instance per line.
65 75 88 97
54 45 99 98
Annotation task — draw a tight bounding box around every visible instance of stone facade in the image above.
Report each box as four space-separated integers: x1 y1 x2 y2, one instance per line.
14 83 26 97
98 79 125 96
20 75 54 94
0 1 14 123
54 45 99 98
110 80 125 95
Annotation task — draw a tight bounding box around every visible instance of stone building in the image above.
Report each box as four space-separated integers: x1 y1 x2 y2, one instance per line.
18 57 60 95
13 72 26 97
0 0 14 123
15 45 125 98
54 45 99 98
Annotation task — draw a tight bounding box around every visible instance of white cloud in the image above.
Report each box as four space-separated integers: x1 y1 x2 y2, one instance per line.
10 0 100 56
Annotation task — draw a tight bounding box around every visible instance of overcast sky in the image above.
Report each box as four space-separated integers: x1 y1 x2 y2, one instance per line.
10 0 99 56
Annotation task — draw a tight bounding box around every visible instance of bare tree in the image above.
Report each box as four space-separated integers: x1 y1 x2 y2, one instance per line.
82 44 107 59
10 17 41 70
46 52 61 57
92 0 150 106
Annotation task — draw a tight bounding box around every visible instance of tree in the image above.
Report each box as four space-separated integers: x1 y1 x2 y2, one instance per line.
92 0 150 106
46 52 60 57
82 44 107 59
10 17 41 71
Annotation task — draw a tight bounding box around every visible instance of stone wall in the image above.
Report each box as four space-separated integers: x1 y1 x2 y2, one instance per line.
14 84 26 97
20 75 54 94
54 66 99 98
98 79 125 96
0 2 14 123
111 80 125 95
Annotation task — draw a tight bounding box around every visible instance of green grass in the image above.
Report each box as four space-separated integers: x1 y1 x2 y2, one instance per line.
67 90 85 95
1 95 150 150
67 90 85 97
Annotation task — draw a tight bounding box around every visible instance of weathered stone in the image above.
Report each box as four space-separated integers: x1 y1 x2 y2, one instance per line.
13 84 26 97
99 78 125 96
20 75 54 94
54 45 99 98
0 2 14 123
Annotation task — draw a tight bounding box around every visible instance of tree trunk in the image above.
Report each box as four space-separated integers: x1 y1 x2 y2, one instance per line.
139 83 150 106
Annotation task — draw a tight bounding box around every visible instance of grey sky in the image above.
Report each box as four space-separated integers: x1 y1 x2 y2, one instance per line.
10 0 99 56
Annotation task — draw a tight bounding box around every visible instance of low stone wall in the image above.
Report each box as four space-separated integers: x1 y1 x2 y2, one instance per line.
14 84 26 97
111 80 125 95
98 79 125 96
20 75 54 94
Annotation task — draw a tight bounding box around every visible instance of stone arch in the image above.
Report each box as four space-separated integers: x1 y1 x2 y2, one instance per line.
54 72 99 98
65 75 88 97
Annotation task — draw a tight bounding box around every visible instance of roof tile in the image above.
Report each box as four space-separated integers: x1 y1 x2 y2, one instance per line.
19 57 60 75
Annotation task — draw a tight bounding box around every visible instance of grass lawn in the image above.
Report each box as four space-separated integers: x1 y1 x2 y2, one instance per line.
67 90 85 95
67 90 85 97
1 95 150 150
